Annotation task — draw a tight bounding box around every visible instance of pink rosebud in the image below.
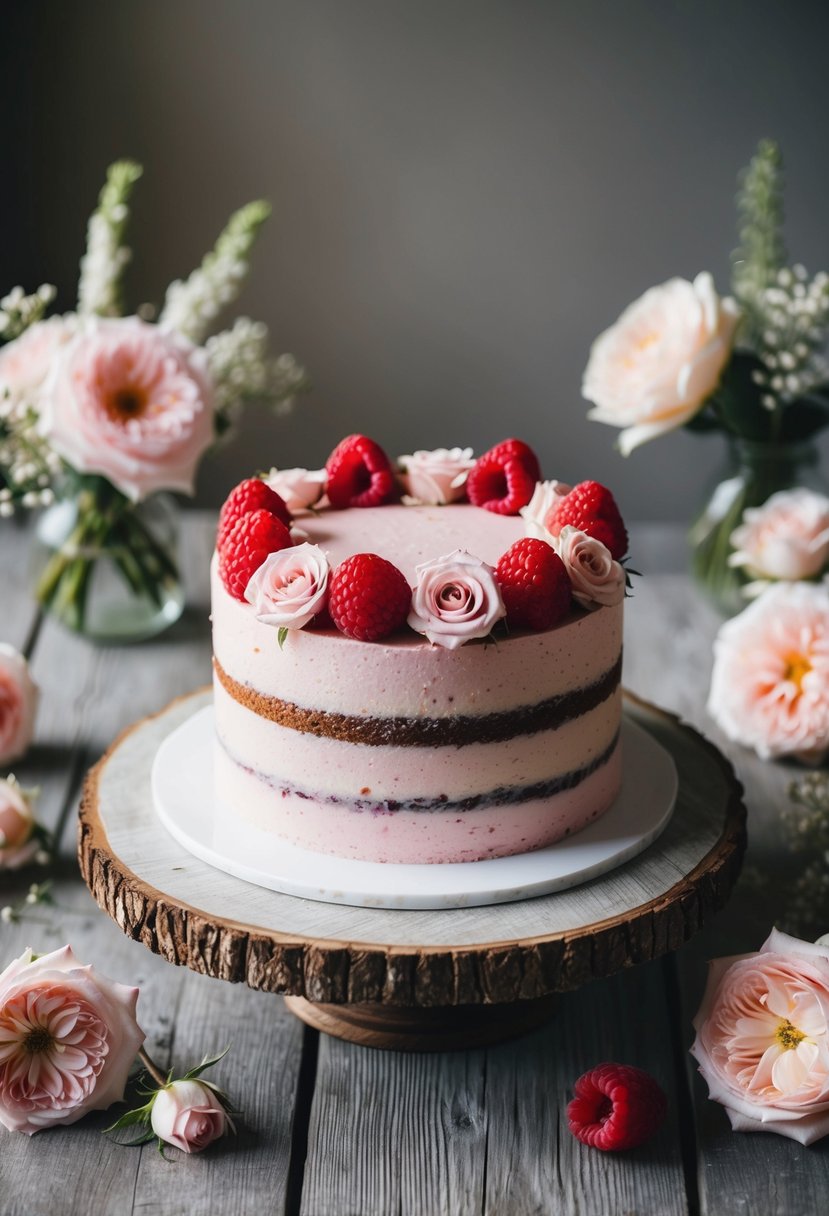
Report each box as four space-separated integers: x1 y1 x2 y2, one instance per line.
150 1079 229 1153
708 581 829 763
408 549 505 649
39 317 214 502
398 447 475 505
729 488 829 583
0 945 145 1135
555 526 625 609
244 542 330 630
519 479 572 541
691 929 829 1145
0 643 38 766
0 777 38 870
265 467 327 512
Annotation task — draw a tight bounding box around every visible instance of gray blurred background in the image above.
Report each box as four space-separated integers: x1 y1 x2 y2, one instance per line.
3 0 829 520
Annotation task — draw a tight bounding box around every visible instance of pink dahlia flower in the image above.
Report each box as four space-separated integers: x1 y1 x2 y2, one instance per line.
39 317 214 501
692 930 829 1145
707 581 829 762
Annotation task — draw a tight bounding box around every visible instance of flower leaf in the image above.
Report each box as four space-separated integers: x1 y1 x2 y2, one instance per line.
104 1099 155 1135
181 1045 232 1082
277 627 288 650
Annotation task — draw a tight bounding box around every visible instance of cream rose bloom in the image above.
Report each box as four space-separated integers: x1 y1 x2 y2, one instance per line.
398 448 475 505
583 273 740 455
555 526 625 609
729 488 829 583
265 467 327 512
520 479 572 541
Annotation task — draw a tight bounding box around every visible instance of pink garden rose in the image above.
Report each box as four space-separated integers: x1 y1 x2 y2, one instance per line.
692 930 829 1145
398 447 475 505
583 273 739 455
265 467 327 512
0 643 38 766
0 777 39 870
708 581 829 762
729 488 829 583
39 317 214 501
150 1078 231 1153
0 316 74 407
520 479 572 541
555 526 625 609
0 945 145 1135
408 549 505 649
244 542 330 629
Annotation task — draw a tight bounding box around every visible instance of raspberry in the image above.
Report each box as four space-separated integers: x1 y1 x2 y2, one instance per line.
217 478 292 550
545 481 628 559
567 1063 667 1152
466 439 542 515
496 538 572 631
218 508 293 601
328 552 411 641
325 434 397 509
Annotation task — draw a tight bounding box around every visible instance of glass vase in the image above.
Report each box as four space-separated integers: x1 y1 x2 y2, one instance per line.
31 479 185 643
689 437 827 615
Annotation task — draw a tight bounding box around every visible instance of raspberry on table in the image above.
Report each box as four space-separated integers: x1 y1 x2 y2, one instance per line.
466 438 542 515
217 478 292 550
545 480 629 559
218 508 293 601
496 538 572 631
328 552 411 641
325 434 397 509
567 1062 667 1151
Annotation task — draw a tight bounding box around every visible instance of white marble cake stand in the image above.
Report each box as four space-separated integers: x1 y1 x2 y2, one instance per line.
151 706 677 911
79 689 746 1051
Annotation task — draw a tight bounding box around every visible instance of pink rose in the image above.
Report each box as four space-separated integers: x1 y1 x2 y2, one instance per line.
265 467 326 512
0 945 144 1135
691 930 829 1145
408 549 505 649
0 643 38 766
708 581 829 762
0 777 38 870
0 316 74 407
244 542 330 629
729 488 829 582
150 1079 230 1153
583 273 739 455
398 447 475 505
39 317 214 501
520 479 572 541
555 526 625 609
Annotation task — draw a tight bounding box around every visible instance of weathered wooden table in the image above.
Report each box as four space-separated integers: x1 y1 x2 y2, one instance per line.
1 516 827 1215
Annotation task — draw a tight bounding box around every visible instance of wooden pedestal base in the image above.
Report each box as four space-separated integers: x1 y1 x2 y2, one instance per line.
284 994 560 1052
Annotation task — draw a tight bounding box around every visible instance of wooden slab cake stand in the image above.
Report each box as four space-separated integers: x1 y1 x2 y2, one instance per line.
78 689 746 1052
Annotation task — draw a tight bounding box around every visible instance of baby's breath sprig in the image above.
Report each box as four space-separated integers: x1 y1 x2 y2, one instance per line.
1 881 55 926
205 317 308 438
77 160 143 318
0 285 56 343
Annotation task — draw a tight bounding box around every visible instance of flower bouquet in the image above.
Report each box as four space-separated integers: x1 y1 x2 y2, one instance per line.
0 162 305 640
582 140 829 612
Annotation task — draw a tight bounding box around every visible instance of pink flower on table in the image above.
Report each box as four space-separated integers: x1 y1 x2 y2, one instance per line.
583 273 739 455
244 542 330 630
265 467 327 512
555 526 625 609
520 479 572 542
729 488 829 583
0 316 74 407
38 317 214 501
397 447 475 505
408 549 505 649
0 777 39 870
691 929 829 1145
707 581 829 763
150 1079 231 1153
0 945 144 1135
0 643 38 766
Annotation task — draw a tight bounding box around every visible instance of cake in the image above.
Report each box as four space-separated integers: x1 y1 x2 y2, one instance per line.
211 436 629 865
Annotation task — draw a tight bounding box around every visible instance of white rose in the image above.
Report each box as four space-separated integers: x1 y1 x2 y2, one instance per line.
556 526 625 609
519 479 572 541
398 448 475 505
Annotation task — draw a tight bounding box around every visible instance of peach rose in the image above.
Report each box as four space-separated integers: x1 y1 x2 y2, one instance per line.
265 467 326 512
692 930 829 1145
244 542 330 630
408 549 505 649
520 479 572 542
708 581 829 762
729 488 829 583
0 643 38 766
0 777 38 870
39 317 214 501
150 1079 230 1153
583 273 740 455
0 945 144 1135
555 526 625 609
397 447 475 505
0 316 75 407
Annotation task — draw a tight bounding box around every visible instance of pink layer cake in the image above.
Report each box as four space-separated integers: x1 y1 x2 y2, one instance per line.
211 454 627 864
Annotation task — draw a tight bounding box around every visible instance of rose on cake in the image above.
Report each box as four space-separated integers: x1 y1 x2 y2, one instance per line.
265 467 327 512
555 527 626 610
729 488 829 586
397 447 476 505
0 643 38 766
520 479 572 542
408 549 505 649
244 542 330 632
